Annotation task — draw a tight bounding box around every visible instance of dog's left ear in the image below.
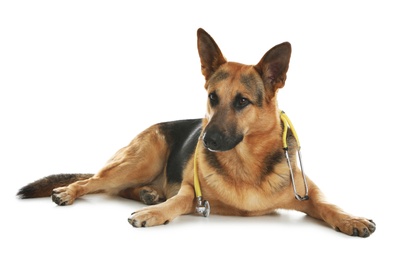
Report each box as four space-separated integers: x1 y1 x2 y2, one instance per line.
197 28 227 81
254 42 291 98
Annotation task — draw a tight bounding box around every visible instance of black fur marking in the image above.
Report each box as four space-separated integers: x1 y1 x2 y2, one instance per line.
240 73 264 106
203 149 225 175
205 70 229 90
261 150 284 176
158 119 202 184
210 70 229 84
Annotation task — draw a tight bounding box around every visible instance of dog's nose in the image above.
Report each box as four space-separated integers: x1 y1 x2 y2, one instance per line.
202 131 223 151
202 126 244 152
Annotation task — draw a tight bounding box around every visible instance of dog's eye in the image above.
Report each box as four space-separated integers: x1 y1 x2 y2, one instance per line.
235 96 250 109
208 92 219 106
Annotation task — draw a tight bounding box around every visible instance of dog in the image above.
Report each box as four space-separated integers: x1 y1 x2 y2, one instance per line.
17 28 376 237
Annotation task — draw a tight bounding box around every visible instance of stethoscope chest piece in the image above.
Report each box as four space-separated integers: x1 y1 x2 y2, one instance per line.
196 196 210 217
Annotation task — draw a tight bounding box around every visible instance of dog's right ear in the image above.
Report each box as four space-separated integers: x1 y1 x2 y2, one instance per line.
197 28 227 81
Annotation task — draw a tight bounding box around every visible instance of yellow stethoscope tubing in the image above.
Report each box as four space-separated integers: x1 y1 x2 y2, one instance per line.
193 140 210 217
193 142 202 198
280 111 309 201
280 111 300 149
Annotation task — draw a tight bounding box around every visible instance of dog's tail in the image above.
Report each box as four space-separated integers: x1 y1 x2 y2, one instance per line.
17 173 94 199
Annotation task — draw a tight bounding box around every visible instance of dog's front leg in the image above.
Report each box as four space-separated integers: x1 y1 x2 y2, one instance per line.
296 178 376 237
128 184 196 227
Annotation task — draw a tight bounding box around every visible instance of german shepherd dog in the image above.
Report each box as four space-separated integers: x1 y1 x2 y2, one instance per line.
18 28 376 237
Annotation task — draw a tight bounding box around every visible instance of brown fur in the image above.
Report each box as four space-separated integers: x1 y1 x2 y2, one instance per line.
17 28 375 237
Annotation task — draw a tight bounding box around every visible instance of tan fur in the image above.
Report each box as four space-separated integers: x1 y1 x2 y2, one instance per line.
18 28 375 237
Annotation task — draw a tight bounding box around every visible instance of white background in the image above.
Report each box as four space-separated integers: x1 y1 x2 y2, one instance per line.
1 0 394 259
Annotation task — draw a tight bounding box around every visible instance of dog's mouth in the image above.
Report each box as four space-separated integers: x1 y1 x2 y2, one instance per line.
202 132 243 152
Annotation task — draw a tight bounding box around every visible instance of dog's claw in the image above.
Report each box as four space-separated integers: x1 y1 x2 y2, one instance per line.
127 216 136 227
368 220 376 231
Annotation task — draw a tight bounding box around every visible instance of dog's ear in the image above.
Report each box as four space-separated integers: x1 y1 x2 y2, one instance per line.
197 28 227 80
254 42 291 99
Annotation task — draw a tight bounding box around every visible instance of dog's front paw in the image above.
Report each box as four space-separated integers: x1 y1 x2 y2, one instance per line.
128 207 170 228
52 187 76 206
335 217 376 238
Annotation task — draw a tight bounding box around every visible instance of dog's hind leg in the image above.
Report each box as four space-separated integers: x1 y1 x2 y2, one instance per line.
118 186 166 205
51 125 169 206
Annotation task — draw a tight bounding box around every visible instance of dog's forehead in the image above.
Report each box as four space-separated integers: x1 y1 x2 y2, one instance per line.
206 63 264 104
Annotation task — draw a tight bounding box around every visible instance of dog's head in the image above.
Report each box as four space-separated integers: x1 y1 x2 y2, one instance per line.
197 28 291 152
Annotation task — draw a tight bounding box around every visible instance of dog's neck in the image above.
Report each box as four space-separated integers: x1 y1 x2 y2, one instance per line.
201 120 284 185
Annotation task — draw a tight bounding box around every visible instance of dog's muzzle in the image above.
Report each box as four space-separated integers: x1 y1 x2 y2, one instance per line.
202 129 243 152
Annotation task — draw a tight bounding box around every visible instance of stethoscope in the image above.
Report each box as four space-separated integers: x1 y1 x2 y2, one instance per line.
193 111 309 217
280 111 309 201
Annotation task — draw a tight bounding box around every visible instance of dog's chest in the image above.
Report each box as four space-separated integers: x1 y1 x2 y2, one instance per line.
202 167 290 213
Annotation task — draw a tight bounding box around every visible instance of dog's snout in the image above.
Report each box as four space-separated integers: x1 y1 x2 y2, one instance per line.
202 126 243 152
203 131 223 151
